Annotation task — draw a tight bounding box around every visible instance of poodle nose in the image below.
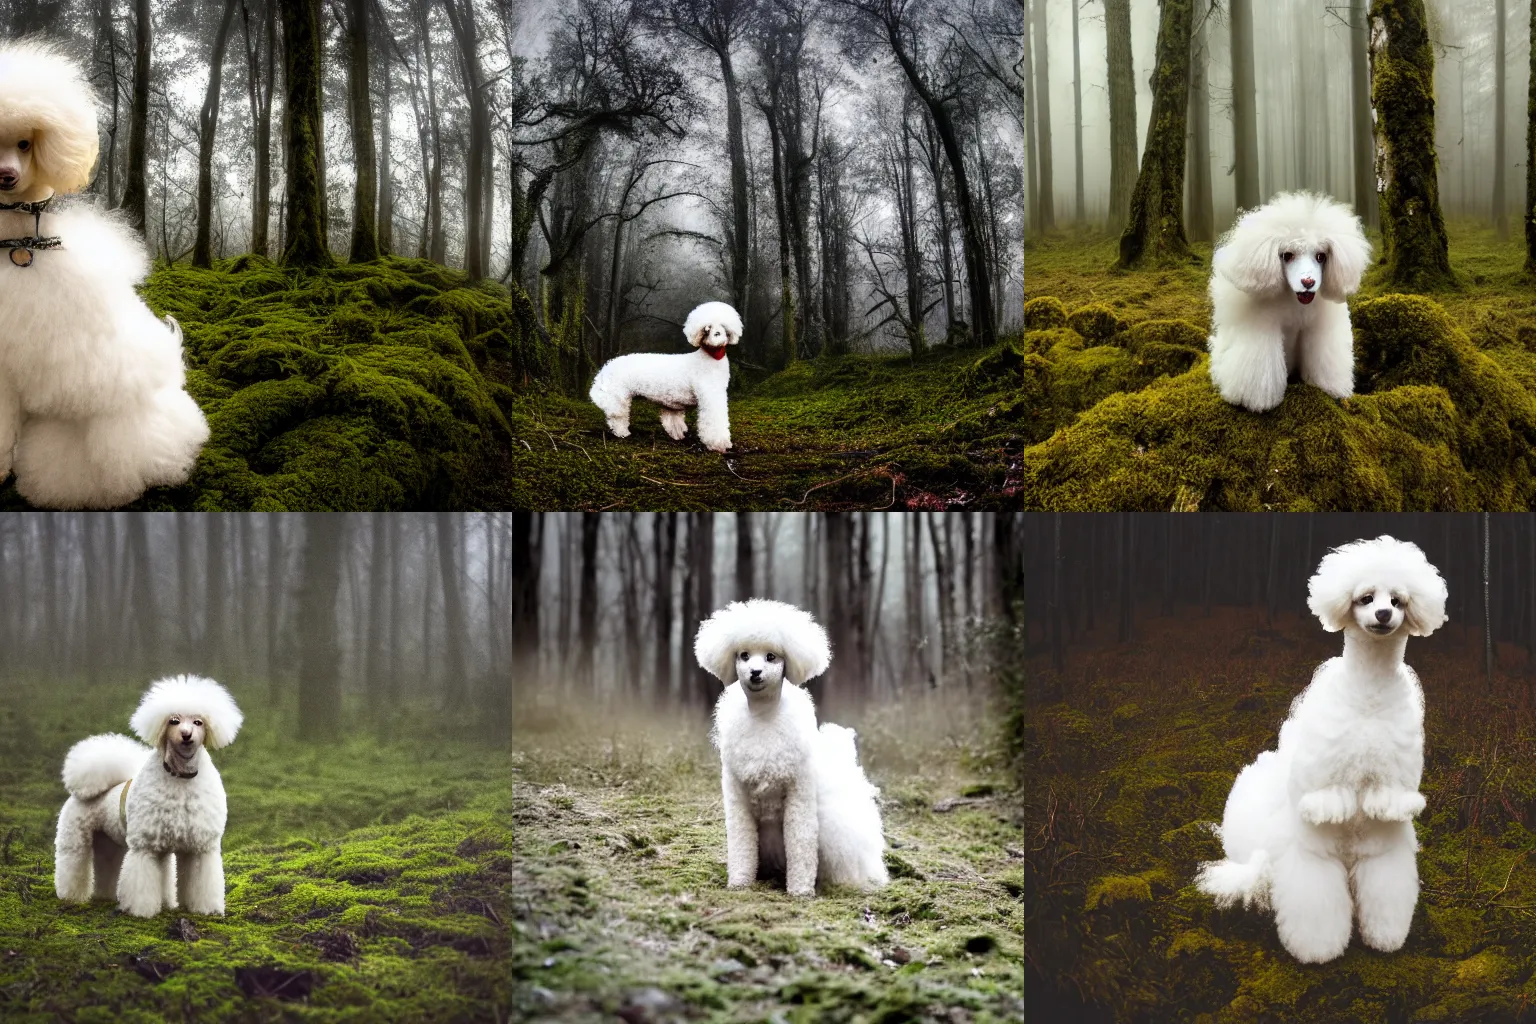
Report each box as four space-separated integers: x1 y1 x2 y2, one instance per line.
1301 277 1315 290
1375 608 1392 624
749 668 762 680
0 172 14 191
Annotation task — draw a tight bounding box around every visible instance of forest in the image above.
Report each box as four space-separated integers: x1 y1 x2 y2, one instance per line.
0 513 513 1018
1024 513 1536 1020
0 0 1024 510
511 511 1025 1021
1021 0 1536 510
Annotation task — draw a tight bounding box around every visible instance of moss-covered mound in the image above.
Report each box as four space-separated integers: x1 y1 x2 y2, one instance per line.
1021 293 1536 509
498 339 1024 510
1027 610 1536 1022
1 256 565 510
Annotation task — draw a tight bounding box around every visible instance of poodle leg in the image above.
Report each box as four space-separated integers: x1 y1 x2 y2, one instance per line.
1208 329 1289 412
83 387 210 493
0 379 19 480
53 798 95 901
177 847 225 915
13 418 100 510
91 832 126 900
695 392 732 452
1297 785 1358 825
658 407 688 441
116 847 165 917
723 772 759 888
1298 301 1356 400
783 780 818 896
1360 785 1426 822
1270 846 1352 963
162 852 179 910
1353 826 1418 952
594 389 632 438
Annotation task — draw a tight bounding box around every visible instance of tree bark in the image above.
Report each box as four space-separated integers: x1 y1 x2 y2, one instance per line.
1525 0 1536 271
194 0 239 267
345 0 378 261
1105 0 1137 230
1230 0 1260 212
435 512 468 709
127 513 157 671
653 513 675 698
280 0 331 266
1186 8 1213 243
378 41 394 254
1350 0 1378 229
365 513 388 708
1369 0 1454 289
241 0 276 256
1029 0 1053 231
1071 0 1085 223
510 512 539 689
120 0 151 233
577 513 600 694
1118 0 1193 268
736 513 754 600
443 0 490 277
297 514 345 741
1495 0 1509 238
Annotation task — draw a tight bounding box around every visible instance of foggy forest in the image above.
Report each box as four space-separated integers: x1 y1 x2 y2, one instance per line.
1024 513 1536 1019
511 511 1025 1019
0 512 513 1017
1020 0 1536 512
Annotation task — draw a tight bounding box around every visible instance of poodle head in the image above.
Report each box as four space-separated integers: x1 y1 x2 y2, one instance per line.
1213 192 1371 304
695 599 831 699
0 40 100 201
129 675 243 767
683 301 743 352
1307 535 1448 639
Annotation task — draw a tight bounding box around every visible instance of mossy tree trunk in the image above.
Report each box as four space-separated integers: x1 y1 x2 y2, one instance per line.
193 0 238 268
119 0 150 233
1186 9 1213 243
1030 0 1054 231
443 0 490 278
1525 0 1536 271
1495 0 1509 239
1117 0 1193 269
281 0 332 267
1071 0 1085 222
344 0 379 262
1229 0 1260 213
240 0 277 257
377 49 394 254
1022 0 1038 234
1104 0 1137 231
1350 0 1379 230
1369 0 1454 289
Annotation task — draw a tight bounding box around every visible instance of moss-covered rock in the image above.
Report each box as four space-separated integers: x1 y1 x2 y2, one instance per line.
1068 303 1127 343
1025 295 1069 330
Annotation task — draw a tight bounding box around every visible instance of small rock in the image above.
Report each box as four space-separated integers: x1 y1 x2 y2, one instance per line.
169 918 199 942
708 957 747 981
528 986 555 1006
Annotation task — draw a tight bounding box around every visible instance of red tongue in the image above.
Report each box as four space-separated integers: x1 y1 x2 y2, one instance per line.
702 343 728 360
1297 292 1315 305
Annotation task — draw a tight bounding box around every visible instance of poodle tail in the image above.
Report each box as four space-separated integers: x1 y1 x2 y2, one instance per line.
814 723 889 890
1194 847 1271 911
62 733 151 800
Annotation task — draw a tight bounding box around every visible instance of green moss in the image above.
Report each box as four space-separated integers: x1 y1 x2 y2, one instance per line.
1025 296 1068 330
1067 303 1127 342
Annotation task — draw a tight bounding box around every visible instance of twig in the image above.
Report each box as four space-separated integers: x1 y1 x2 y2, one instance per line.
640 475 708 487
787 464 892 507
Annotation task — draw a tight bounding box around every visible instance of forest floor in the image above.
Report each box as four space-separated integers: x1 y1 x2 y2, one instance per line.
0 680 511 1021
0 254 1022 511
1026 604 1536 1022
496 340 1024 511
1021 221 1536 509
511 689 1023 1022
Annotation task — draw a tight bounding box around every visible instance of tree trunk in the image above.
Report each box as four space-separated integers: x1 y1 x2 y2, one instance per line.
1023 0 1038 234
1370 0 1454 289
1186 9 1213 243
345 0 378 261
1072 0 1085 223
736 513 754 600
1525 0 1536 271
194 0 239 267
654 513 675 698
365 513 388 705
1495 0 1509 238
266 515 282 692
762 95 795 365
720 46 750 315
443 0 490 278
692 512 716 708
577 513 600 694
1118 0 1193 268
378 45 394 254
435 512 468 709
510 512 539 689
127 513 157 671
1030 0 1053 231
1230 0 1260 212
1350 0 1378 229
281 0 330 266
206 513 227 674
120 0 151 233
1105 0 1137 230
241 0 276 256
297 514 345 741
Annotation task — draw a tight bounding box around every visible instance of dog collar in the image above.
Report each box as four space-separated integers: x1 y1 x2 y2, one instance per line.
0 197 60 267
702 343 728 361
162 761 198 779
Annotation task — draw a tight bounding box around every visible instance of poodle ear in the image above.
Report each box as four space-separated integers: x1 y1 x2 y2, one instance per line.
1320 221 1371 301
1306 550 1357 633
1401 552 1449 638
781 616 832 685
32 124 98 195
688 325 708 348
1214 226 1285 296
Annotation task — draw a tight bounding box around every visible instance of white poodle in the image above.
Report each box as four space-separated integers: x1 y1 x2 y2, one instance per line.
1207 191 1372 412
589 300 741 452
54 675 242 918
1195 536 1447 963
0 41 209 509
695 599 889 895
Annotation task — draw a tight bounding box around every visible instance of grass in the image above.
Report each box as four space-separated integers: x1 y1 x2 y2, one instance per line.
511 689 1023 1022
496 340 1024 510
1020 221 1536 510
1026 605 1536 1022
0 680 510 1021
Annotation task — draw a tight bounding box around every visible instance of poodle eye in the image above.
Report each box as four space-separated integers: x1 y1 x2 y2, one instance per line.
16 139 28 151
739 651 749 660
1357 594 1373 605
1281 252 1294 263
193 719 203 726
765 653 777 662
1316 252 1327 264
169 717 180 724
1390 598 1400 608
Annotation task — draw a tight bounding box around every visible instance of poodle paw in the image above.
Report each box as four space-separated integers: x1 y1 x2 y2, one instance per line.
1297 787 1356 825
787 883 814 897
606 420 631 438
1362 788 1425 821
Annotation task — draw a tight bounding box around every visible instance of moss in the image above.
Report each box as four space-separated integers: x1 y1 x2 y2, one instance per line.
1025 296 1068 330
1084 873 1154 911
1067 303 1127 342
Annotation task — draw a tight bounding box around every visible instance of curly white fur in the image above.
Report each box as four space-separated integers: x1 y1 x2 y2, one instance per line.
54 675 241 917
1195 536 1447 963
589 300 742 452
698 599 888 895
1208 192 1372 412
0 41 208 508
